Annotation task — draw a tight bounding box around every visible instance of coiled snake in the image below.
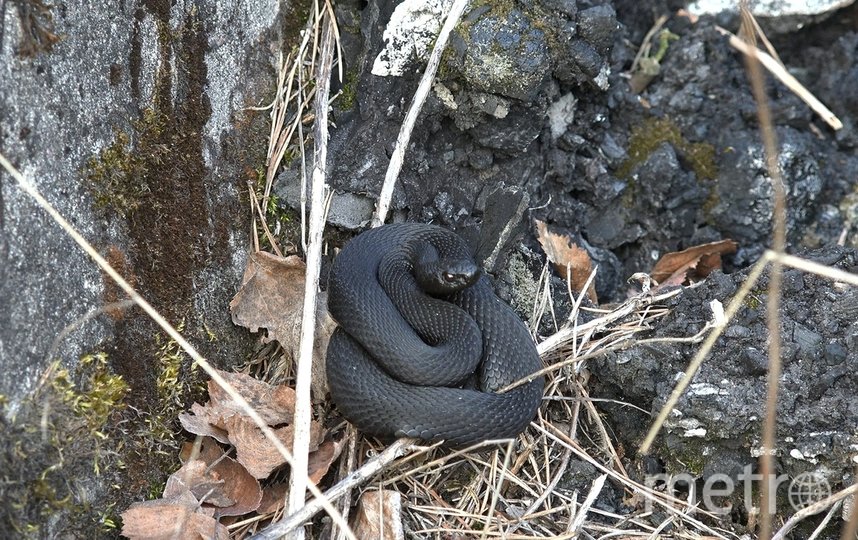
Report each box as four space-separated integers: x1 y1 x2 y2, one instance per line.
326 223 544 446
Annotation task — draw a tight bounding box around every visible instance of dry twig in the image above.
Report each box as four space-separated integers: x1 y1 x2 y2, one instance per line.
715 25 842 131
287 9 337 540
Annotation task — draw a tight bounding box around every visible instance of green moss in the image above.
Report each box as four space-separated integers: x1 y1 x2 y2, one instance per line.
1 352 131 535
52 352 129 442
84 132 148 215
338 69 360 111
251 165 298 253
673 448 707 477
143 322 205 455
84 108 172 217
744 293 763 310
617 117 718 181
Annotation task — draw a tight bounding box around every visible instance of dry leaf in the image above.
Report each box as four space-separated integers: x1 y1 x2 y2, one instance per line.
351 490 404 540
650 240 738 285
165 439 263 517
174 459 232 507
179 370 298 452
178 403 230 444
257 482 289 514
207 369 297 426
229 252 307 344
121 498 229 540
534 219 597 302
308 439 344 484
201 437 263 517
228 251 335 399
225 415 324 479
253 439 342 515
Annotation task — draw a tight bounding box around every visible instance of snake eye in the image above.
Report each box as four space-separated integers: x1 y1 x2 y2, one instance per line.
442 272 457 282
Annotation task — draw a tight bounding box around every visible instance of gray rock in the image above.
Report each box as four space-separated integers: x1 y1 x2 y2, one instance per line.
475 184 530 272
555 38 606 85
1 0 280 533
687 0 855 33
276 179 375 230
449 8 551 101
709 128 824 264
577 5 618 53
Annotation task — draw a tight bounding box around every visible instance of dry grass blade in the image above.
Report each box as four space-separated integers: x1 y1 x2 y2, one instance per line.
0 151 352 537
536 285 681 360
253 0 343 254
567 474 606 535
738 6 786 539
774 252 858 286
338 285 733 538
715 26 842 131
629 15 669 74
538 423 730 539
286 9 337 540
771 482 858 540
639 254 768 453
371 0 471 227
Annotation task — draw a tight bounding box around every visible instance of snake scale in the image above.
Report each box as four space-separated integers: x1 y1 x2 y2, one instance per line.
325 223 544 447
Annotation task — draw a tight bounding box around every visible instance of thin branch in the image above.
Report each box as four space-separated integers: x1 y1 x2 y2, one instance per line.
738 7 785 539
639 254 770 453
252 439 419 539
715 25 843 131
567 474 607 536
287 13 336 540
771 482 858 540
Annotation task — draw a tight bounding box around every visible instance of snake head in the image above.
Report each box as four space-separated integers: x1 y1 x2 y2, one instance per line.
414 254 481 295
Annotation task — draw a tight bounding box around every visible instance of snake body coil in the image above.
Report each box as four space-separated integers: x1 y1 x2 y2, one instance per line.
326 223 544 446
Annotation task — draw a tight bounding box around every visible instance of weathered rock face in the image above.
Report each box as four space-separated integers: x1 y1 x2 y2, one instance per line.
0 0 282 410
591 246 858 516
0 0 285 534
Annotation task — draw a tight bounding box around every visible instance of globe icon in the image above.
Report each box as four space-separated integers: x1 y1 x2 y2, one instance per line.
788 472 831 512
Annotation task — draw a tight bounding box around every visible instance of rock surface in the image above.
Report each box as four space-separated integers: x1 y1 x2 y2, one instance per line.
1 0 282 534
593 247 858 505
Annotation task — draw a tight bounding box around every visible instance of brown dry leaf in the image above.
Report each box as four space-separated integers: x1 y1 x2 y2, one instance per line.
228 251 336 399
172 459 232 507
225 415 324 479
178 436 227 465
253 440 341 514
178 403 230 444
351 490 404 540
229 251 307 344
169 437 262 517
534 219 598 303
178 370 297 448
208 456 263 517
121 498 229 540
650 240 738 284
308 439 344 484
257 482 289 514
207 369 297 426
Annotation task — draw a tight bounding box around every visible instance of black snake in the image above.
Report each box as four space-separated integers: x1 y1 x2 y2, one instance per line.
325 223 544 446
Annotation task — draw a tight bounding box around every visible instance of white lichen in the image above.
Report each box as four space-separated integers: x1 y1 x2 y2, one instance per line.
372 0 453 77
